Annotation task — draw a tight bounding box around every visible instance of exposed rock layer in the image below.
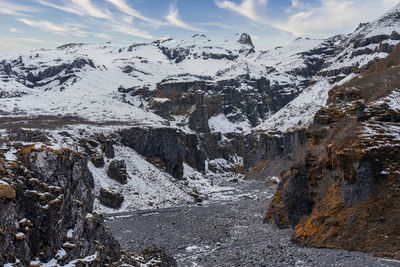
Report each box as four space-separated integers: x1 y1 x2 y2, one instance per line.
266 44 400 259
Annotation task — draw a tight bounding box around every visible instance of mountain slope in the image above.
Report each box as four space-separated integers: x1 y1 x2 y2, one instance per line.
266 43 400 259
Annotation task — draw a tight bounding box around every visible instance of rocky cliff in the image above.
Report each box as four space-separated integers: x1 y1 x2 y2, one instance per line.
0 142 176 266
266 44 400 259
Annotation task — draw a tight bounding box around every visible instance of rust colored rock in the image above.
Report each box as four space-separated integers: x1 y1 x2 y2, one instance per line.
267 44 400 260
0 181 16 199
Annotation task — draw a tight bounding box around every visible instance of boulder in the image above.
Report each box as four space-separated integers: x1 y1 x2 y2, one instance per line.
99 188 124 209
107 159 128 184
90 153 105 168
102 140 115 158
0 181 15 199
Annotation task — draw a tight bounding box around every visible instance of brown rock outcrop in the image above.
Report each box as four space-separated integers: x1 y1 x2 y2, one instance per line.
267 44 400 259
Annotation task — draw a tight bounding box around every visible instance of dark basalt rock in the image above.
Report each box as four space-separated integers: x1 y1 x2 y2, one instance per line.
238 33 254 48
153 77 299 133
202 52 239 60
99 188 124 209
8 129 50 143
102 140 115 159
24 58 95 88
90 153 105 168
0 147 124 266
149 98 173 119
120 127 185 179
158 46 191 63
107 159 129 184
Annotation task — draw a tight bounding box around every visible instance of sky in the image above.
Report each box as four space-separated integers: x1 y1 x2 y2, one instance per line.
0 0 399 52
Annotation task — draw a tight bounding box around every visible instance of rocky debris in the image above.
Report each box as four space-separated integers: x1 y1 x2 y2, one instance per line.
99 188 124 209
136 246 177 267
120 127 185 179
106 180 398 267
0 145 130 266
266 44 400 259
107 159 129 184
8 129 50 143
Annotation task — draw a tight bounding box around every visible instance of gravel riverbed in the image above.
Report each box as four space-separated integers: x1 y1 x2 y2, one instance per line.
105 179 400 267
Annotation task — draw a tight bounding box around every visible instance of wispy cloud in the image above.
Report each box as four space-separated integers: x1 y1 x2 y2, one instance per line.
105 0 159 24
166 4 204 32
19 18 89 37
37 0 112 19
0 37 44 48
113 25 155 40
275 0 400 37
0 0 39 16
19 37 45 43
215 0 268 23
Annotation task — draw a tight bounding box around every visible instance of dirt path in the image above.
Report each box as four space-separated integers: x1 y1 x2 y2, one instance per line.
105 180 400 267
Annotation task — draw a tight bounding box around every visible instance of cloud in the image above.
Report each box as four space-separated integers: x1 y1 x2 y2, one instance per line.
0 0 39 16
0 37 44 49
94 32 112 39
197 22 238 30
215 0 268 23
105 0 159 24
275 0 400 37
9 28 20 33
113 25 155 40
37 0 112 19
19 37 45 43
165 4 204 32
19 18 89 37
122 16 134 24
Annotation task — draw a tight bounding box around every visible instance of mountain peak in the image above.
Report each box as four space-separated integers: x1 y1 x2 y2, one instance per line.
238 33 254 48
378 1 400 21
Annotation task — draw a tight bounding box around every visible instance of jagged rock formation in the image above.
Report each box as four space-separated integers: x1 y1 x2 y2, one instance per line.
107 159 129 184
120 127 186 179
0 145 125 265
266 44 400 259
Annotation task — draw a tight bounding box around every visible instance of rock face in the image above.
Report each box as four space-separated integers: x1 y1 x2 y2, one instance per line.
0 146 126 266
107 159 129 184
120 127 185 179
266 44 400 259
152 77 299 133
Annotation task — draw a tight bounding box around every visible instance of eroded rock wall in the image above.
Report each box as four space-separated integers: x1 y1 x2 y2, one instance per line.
266 44 400 259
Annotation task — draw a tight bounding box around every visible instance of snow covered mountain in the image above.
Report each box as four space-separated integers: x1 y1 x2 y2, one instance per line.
0 33 330 132
2 3 400 134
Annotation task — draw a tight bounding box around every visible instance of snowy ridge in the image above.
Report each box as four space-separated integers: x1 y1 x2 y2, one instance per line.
0 4 399 133
0 33 326 126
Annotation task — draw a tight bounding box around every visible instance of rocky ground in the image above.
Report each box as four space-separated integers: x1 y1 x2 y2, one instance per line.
105 178 400 267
